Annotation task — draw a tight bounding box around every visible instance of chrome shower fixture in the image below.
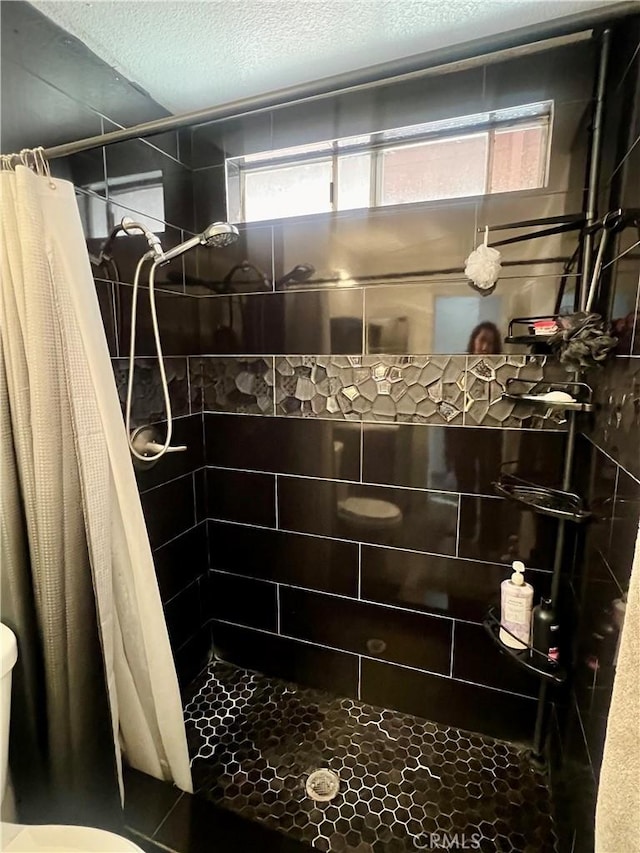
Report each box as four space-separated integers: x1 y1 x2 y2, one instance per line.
118 217 239 266
120 216 165 262
159 221 240 263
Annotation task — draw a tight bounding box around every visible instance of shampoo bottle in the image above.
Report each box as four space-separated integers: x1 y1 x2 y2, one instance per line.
531 598 560 665
499 561 534 650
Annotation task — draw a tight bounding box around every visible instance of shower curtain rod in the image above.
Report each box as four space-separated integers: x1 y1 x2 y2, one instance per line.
42 2 636 161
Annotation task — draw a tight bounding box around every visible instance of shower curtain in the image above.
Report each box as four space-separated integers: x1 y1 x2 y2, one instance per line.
0 163 192 824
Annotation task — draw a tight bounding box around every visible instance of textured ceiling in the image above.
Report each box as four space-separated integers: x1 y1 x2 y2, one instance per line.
31 0 617 114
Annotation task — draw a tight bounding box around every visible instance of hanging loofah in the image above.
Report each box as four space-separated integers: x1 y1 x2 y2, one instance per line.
549 312 618 371
464 227 502 295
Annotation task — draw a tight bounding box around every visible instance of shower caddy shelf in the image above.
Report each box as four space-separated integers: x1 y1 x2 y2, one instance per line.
504 315 559 348
487 369 593 767
483 609 566 685
502 378 595 413
493 471 591 523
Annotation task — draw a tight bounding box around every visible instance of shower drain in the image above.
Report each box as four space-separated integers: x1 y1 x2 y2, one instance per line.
305 769 340 802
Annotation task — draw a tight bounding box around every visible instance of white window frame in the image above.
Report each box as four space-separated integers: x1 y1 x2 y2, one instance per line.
227 101 553 223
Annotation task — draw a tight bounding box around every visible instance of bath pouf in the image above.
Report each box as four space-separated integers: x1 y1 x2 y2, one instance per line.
464 236 502 296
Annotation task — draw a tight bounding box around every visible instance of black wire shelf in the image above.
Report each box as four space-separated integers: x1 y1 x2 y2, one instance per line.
504 315 560 348
504 334 553 348
502 378 594 412
483 608 566 685
493 472 591 523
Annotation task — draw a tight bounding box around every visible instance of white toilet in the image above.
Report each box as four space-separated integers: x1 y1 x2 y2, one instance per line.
1 623 143 852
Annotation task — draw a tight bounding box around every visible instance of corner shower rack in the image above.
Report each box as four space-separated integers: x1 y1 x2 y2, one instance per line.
504 315 560 348
483 608 566 685
493 471 591 523
502 377 595 412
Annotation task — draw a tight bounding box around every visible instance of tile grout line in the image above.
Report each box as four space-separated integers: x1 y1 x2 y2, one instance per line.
152 519 205 552
361 287 366 355
357 543 362 599
582 431 640 485
149 791 185 841
205 516 554 572
274 474 279 529
359 422 364 483
449 621 456 677
357 655 362 701
455 493 462 557
186 355 192 415
162 574 202 607
276 583 281 634
209 567 495 625
211 617 537 701
126 827 181 853
607 465 620 557
139 466 200 496
195 406 567 431
204 462 492 498
270 225 276 292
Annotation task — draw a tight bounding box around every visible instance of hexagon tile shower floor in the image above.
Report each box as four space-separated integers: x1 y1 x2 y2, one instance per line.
184 662 558 852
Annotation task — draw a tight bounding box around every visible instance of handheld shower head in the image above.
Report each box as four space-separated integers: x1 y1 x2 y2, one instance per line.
158 221 239 263
116 217 240 265
202 222 240 248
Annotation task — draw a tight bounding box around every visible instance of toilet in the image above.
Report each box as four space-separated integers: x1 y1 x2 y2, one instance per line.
1 623 143 852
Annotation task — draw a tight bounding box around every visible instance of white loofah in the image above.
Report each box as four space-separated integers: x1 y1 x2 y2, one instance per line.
464 241 502 294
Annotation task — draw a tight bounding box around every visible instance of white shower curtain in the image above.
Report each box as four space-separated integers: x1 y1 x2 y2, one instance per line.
0 164 192 802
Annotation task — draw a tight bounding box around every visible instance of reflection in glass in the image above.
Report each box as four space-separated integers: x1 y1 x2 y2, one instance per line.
79 170 165 239
229 102 552 223
380 133 488 205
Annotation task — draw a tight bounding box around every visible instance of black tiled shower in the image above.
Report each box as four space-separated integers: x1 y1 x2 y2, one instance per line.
183 662 557 853
12 6 638 850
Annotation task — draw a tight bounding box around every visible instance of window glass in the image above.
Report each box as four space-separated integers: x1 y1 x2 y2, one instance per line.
336 152 372 210
227 101 552 222
489 124 548 193
244 160 333 222
380 133 488 205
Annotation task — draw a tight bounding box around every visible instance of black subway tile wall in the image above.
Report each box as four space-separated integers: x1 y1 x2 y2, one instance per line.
549 22 640 853
207 522 359 596
189 38 597 747
360 659 537 745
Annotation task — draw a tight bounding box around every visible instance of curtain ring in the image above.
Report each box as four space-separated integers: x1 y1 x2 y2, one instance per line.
19 149 33 169
34 147 56 190
484 225 489 247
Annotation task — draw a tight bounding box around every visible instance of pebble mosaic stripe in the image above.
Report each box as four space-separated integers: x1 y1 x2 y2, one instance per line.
184 662 558 853
189 354 568 428
190 356 274 414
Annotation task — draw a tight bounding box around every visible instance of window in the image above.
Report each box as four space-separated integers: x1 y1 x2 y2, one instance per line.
227 102 552 223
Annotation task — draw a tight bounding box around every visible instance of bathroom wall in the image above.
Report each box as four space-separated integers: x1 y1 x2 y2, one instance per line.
74 36 597 739
551 20 640 853
174 37 596 744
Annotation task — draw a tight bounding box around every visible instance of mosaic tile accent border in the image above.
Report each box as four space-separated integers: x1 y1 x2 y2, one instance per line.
190 356 275 415
113 357 190 427
189 355 569 428
464 355 567 429
273 355 567 428
275 356 466 425
184 661 558 853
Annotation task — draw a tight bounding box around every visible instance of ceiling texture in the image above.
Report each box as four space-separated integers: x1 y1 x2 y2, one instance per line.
30 0 619 115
